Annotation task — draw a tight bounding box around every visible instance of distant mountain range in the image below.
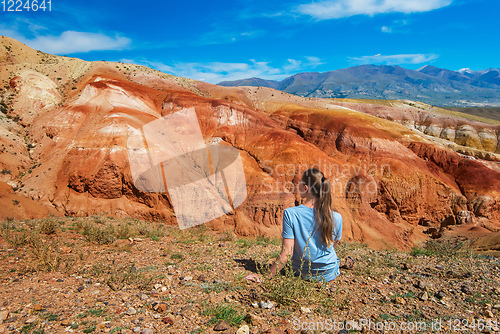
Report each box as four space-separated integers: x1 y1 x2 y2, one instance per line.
218 65 500 107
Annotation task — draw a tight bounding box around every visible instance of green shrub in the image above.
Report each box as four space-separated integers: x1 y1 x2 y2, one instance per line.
202 303 246 326
82 223 115 245
39 218 59 235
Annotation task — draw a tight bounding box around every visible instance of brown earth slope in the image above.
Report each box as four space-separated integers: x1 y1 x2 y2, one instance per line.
1 36 499 250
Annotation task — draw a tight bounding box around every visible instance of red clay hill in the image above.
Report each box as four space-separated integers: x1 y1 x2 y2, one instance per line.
1 36 499 250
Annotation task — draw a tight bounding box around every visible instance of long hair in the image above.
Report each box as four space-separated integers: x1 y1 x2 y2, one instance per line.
301 168 336 247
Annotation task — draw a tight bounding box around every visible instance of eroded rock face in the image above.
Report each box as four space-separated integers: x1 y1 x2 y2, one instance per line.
1 37 500 250
328 100 500 157
9 70 62 125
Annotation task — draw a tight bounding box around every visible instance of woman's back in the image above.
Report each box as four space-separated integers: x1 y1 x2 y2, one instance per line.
282 204 342 282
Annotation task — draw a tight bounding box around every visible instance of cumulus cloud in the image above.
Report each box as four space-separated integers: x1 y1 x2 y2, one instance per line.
350 53 439 65
123 57 324 84
381 26 392 33
297 0 453 20
23 31 130 54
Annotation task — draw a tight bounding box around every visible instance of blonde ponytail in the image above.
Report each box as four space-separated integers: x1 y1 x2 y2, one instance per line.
301 168 336 247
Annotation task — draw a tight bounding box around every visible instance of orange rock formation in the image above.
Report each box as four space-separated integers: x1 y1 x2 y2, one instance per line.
1 36 499 249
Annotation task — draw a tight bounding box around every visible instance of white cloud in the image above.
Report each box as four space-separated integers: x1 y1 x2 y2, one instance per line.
297 0 452 20
283 57 324 72
123 57 325 84
19 31 130 54
381 19 409 33
350 53 439 65
196 29 265 46
284 59 302 72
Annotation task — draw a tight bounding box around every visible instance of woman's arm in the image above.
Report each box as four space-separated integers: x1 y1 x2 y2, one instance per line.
269 238 294 277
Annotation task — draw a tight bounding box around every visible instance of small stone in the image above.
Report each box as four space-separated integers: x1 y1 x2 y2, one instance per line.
394 297 406 305
60 320 72 326
153 284 162 290
97 322 111 330
435 290 445 299
246 313 264 325
107 282 119 291
56 279 64 282
140 294 148 301
197 275 208 282
183 276 193 281
141 329 154 334
214 320 231 331
401 263 410 270
4 316 17 323
341 256 355 270
346 320 362 331
259 300 275 309
154 303 167 313
461 285 471 294
493 304 500 309
24 316 37 324
133 327 141 333
236 324 250 334
485 310 494 318
126 307 137 315
436 265 443 269
300 307 312 313
0 311 9 324
416 280 427 290
162 317 174 325
77 286 85 292
34 304 43 311
418 291 429 301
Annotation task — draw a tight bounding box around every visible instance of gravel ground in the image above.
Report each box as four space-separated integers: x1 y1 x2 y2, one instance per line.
0 217 499 333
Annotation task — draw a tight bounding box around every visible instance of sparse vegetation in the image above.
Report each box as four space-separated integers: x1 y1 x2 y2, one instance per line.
81 222 115 245
256 252 331 307
0 101 8 113
39 218 59 235
0 216 498 333
202 303 246 326
0 168 12 175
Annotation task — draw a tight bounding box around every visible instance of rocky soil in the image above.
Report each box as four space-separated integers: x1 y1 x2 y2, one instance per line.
0 217 499 334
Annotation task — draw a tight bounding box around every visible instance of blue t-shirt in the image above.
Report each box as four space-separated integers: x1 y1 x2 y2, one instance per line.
282 205 342 282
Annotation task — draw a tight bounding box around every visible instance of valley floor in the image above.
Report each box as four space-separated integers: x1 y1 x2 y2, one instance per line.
0 217 499 334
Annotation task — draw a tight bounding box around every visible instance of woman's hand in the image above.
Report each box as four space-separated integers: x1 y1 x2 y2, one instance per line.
270 238 294 277
244 273 262 283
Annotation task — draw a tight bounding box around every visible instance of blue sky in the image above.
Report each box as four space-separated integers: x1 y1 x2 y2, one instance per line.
1 0 498 83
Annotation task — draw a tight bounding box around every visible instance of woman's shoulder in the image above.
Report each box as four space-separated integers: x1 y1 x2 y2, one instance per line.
332 211 342 220
285 205 313 214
